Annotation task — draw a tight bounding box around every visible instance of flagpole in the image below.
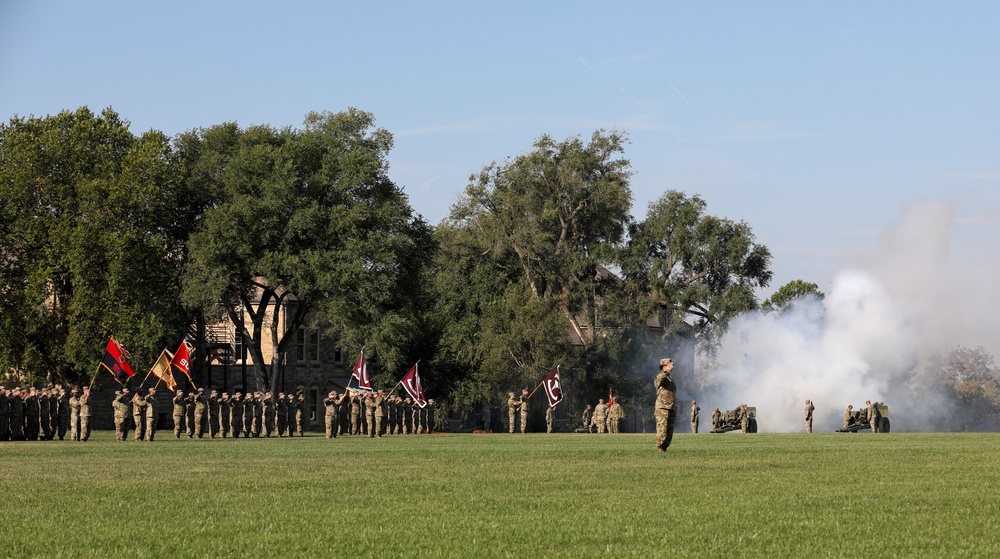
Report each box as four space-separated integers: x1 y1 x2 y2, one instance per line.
527 378 545 399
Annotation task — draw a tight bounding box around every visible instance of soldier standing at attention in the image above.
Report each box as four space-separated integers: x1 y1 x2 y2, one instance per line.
350 392 363 435
608 399 623 434
57 388 71 440
738 404 749 433
68 388 82 441
230 392 244 438
275 392 287 437
654 358 677 452
144 388 158 441
251 392 263 437
295 392 307 436
804 399 815 433
507 392 518 434
39 388 52 440
519 390 530 434
78 386 93 441
172 391 187 438
373 391 387 438
324 391 339 439
593 399 607 433
690 400 700 434
131 389 146 442
711 407 721 431
24 387 40 441
242 392 254 437
581 405 592 433
112 390 129 441
262 392 276 437
545 404 555 433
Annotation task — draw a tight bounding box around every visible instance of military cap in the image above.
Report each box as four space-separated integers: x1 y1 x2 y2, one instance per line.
660 358 673 366
115 391 121 396
198 388 205 393
122 388 130 393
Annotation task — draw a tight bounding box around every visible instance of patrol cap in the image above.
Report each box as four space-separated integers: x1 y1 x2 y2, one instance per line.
660 358 673 366
198 388 205 393
115 391 121 396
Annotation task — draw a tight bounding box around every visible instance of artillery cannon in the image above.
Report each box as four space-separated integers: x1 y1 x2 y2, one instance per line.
837 402 890 433
710 405 757 433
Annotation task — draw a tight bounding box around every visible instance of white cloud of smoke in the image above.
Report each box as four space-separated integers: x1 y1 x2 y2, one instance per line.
696 199 1000 432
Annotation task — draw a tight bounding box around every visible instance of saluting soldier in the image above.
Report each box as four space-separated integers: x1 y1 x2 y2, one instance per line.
350 392 362 435
39 388 52 440
295 392 307 436
131 389 147 441
608 399 623 434
219 392 231 438
193 388 208 438
209 389 221 438
804 399 815 433
410 398 421 435
47 388 60 439
79 386 93 441
230 392 244 438
251 392 263 437
24 388 40 441
262 392 275 437
242 392 254 437
185 392 196 438
172 391 187 438
113 390 130 441
374 391 388 438
57 388 70 440
654 358 677 452
324 391 339 439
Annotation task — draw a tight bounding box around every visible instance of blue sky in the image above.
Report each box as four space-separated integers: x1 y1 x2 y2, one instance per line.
3 1 998 294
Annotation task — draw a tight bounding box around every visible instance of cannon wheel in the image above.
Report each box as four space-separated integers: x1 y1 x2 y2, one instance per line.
748 418 758 433
879 417 890 433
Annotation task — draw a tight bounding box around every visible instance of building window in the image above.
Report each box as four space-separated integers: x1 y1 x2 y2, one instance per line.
234 332 247 363
295 328 320 363
334 347 343 363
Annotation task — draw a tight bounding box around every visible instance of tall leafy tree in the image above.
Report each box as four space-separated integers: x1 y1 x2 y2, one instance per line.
0 107 192 387
622 190 773 346
179 109 431 393
762 279 825 312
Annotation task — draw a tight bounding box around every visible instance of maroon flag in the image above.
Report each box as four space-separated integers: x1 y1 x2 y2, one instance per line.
400 363 427 408
608 389 615 408
352 351 372 391
543 366 563 407
170 340 196 387
98 337 136 385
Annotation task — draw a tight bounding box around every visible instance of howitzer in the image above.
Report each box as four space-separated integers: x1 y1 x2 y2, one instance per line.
710 406 757 433
836 402 890 433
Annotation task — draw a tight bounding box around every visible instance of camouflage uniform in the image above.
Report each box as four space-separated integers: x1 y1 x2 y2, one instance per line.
193 389 208 438
243 394 254 437
804 400 815 433
690 401 700 434
68 390 82 441
230 394 244 438
593 400 608 434
262 393 275 437
843 405 853 429
24 389 40 441
581 405 592 433
209 390 221 438
295 394 307 436
113 391 130 441
131 391 147 441
57 389 70 440
144 390 158 441
79 388 92 441
172 392 187 438
738 404 748 433
324 392 340 438
219 393 231 438
867 400 878 433
518 391 529 434
545 405 555 433
251 393 263 437
654 358 677 452
276 393 288 437
608 401 623 434
39 389 52 440
373 392 386 438
350 394 362 435
507 393 518 434
410 398 421 435
711 407 721 431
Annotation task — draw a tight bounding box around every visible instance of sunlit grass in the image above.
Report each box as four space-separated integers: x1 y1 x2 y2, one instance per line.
1 431 998 558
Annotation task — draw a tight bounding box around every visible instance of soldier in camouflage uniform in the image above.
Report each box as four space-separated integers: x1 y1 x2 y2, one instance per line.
295 392 307 436
581 405 592 433
262 392 275 437
866 400 878 433
711 407 721 431
0 387 9 441
131 389 147 442
738 404 748 433
243 393 254 437
843 404 853 429
68 389 82 442
219 392 231 438
545 404 555 433
193 388 208 438
654 358 677 452
276 392 287 437
507 392 518 434
251 392 263 437
804 399 815 433
690 400 700 434
79 386 93 441
185 392 196 438
230 392 244 438
593 399 607 434
113 390 130 441
373 391 386 438
172 390 187 438
57 388 70 440
608 399 623 434
350 392 362 435
324 391 340 439
39 388 52 440
209 389 221 438
144 388 158 441
518 390 529 434
24 388 40 441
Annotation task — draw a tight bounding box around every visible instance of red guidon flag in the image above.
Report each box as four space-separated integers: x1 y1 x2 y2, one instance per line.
400 363 427 408
543 366 563 407
170 340 194 383
608 388 615 408
352 351 372 391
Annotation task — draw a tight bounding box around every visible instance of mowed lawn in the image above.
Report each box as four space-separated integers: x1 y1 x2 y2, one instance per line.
2 431 999 558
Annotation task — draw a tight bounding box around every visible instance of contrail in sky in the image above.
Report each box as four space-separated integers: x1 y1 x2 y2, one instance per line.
670 83 694 108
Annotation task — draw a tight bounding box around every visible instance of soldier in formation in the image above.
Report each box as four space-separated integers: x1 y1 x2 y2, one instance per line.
173 390 187 438
545 404 555 433
608 398 623 433
690 400 700 434
592 399 607 433
113 390 130 441
507 392 518 434
654 358 677 452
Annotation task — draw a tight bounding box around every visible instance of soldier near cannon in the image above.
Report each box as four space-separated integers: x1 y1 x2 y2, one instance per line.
654 358 677 452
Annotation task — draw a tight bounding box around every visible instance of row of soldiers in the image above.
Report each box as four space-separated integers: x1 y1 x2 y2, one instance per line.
580 398 625 433
0 385 95 442
322 390 437 438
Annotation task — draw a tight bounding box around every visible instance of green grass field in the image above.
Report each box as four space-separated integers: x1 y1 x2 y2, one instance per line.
2 430 998 558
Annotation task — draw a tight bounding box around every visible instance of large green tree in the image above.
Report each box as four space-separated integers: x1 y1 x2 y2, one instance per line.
179 109 432 393
762 279 825 312
621 190 773 346
431 131 634 406
0 107 193 387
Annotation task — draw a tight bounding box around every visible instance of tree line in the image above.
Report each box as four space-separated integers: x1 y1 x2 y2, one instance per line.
5 106 990 421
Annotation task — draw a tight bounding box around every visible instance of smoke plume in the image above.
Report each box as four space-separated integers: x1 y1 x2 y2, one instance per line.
696 199 1000 432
